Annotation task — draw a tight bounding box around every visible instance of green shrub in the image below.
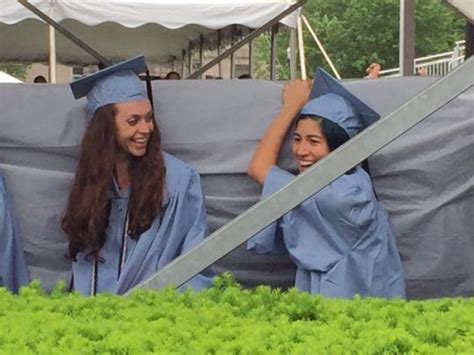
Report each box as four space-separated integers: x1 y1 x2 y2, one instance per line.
0 275 472 354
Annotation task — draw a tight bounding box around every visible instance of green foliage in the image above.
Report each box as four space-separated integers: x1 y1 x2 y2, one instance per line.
415 0 465 56
1 275 473 354
254 0 465 79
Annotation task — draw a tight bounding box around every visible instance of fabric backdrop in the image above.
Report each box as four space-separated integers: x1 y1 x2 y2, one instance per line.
0 77 472 298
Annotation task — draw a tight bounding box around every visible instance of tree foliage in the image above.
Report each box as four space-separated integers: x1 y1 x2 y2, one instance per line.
254 0 465 79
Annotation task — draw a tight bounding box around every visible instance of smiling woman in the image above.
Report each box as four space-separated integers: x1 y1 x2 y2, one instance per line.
247 69 405 299
292 118 329 173
62 55 213 296
114 101 154 159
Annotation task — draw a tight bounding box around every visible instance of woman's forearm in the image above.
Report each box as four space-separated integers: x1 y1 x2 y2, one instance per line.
247 105 300 185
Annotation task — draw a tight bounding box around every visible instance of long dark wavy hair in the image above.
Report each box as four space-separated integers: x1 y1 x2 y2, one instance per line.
61 104 166 260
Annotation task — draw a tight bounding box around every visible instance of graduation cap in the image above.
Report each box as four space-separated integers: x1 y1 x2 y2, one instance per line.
70 55 151 115
300 68 380 137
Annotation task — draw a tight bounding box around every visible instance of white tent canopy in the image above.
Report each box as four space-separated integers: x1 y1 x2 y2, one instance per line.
0 71 23 83
0 0 298 65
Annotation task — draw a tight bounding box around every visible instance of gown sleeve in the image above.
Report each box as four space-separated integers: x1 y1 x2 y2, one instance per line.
0 177 29 293
247 166 294 255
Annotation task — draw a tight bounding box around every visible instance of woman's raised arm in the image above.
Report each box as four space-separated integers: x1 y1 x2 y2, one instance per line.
247 79 312 185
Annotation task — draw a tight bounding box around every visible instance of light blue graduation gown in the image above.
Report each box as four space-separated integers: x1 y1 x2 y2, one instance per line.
72 153 213 296
0 176 29 293
248 166 405 299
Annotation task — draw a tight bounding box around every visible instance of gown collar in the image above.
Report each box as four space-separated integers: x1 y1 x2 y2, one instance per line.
109 178 170 206
111 179 131 199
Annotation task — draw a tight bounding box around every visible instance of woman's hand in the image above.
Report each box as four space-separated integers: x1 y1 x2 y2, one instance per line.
282 79 312 112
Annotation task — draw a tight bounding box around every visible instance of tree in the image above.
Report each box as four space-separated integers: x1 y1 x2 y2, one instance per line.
254 0 465 79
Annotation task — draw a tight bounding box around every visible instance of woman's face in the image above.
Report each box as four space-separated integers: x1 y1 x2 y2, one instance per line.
292 118 330 173
114 100 154 157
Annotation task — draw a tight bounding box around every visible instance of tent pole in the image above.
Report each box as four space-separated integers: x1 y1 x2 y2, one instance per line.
47 1 56 83
289 29 297 80
270 24 278 80
188 41 193 77
301 15 340 79
199 35 204 79
249 37 254 78
181 49 186 79
217 30 222 77
48 25 56 83
296 15 307 79
230 26 235 79
18 0 111 66
466 22 473 59
248 29 256 78
188 0 305 79
399 0 416 76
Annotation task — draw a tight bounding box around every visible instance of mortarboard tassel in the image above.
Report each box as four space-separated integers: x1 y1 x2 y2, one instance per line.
146 68 154 111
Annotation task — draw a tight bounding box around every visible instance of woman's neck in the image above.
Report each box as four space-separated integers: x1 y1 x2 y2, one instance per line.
114 157 130 193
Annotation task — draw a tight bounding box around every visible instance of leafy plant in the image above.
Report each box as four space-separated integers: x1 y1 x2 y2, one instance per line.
1 275 473 354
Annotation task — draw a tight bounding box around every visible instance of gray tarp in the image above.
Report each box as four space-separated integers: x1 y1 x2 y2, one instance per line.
0 77 473 298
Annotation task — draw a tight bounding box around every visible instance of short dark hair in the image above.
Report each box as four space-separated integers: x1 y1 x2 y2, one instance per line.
165 71 181 80
33 75 47 83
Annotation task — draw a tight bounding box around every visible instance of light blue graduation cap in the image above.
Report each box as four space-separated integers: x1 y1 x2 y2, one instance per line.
70 55 148 115
300 68 380 137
